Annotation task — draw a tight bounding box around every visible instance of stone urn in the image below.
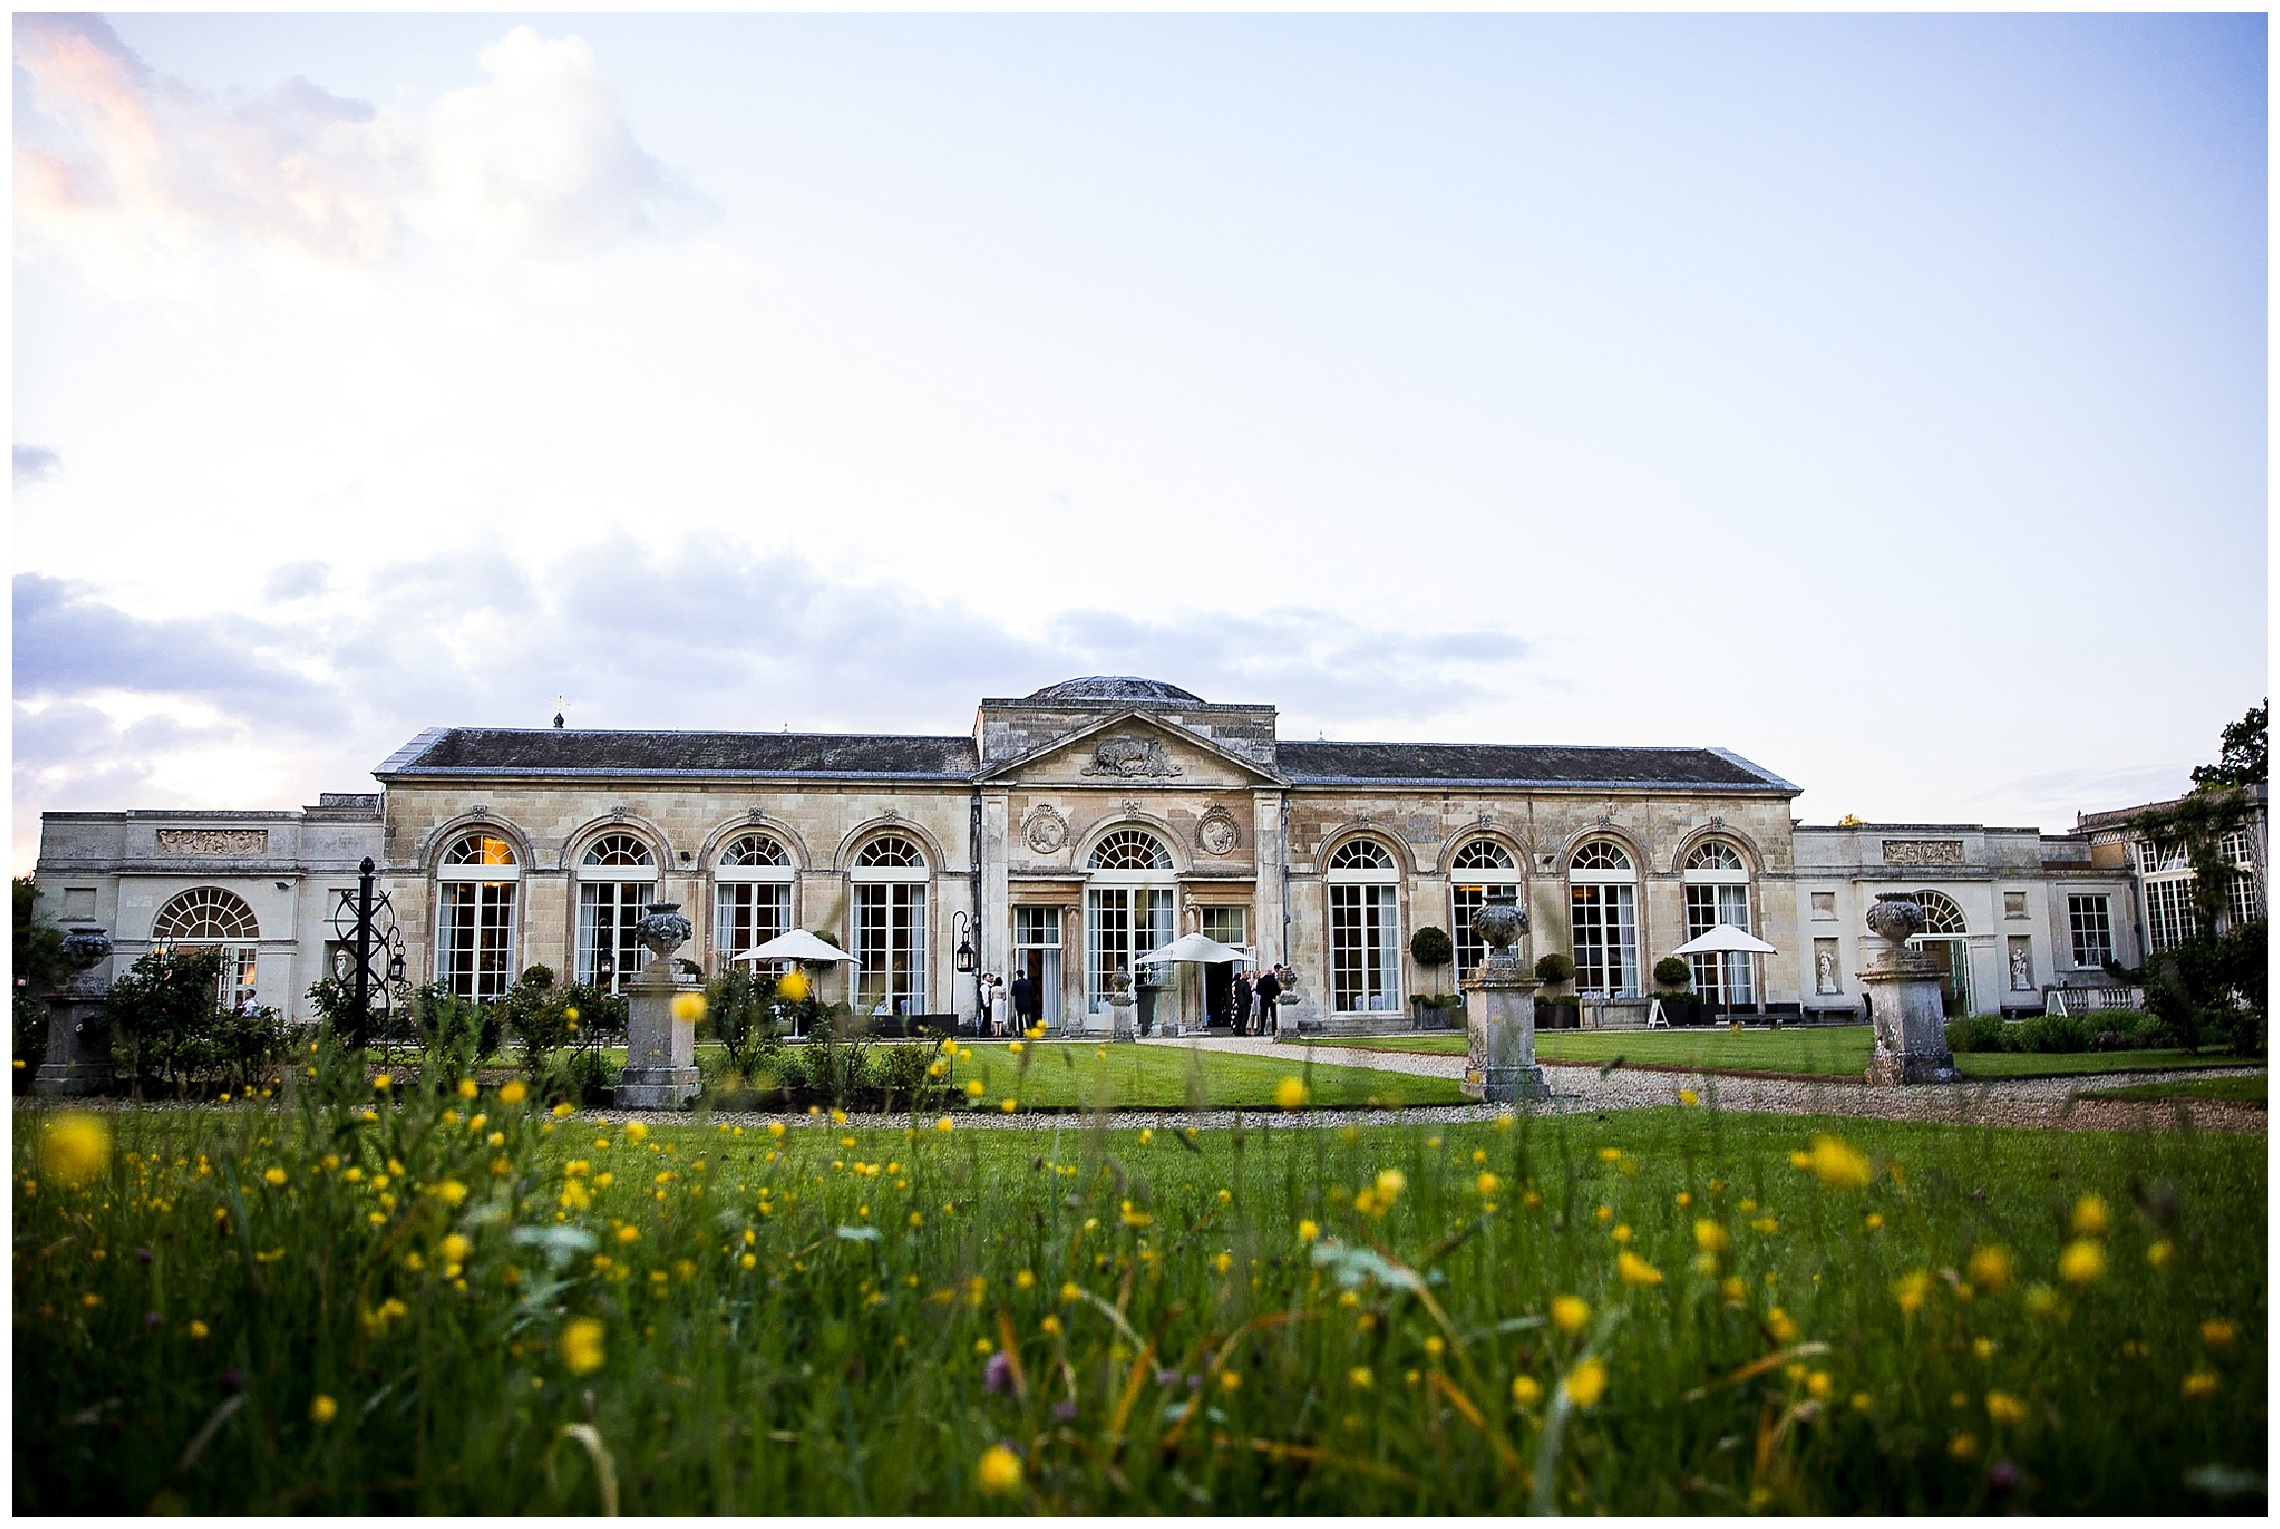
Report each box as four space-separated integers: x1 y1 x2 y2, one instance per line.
1463 904 1550 1103
1861 893 1960 1085
615 903 704 1109
36 926 116 1098
1106 967 1138 1043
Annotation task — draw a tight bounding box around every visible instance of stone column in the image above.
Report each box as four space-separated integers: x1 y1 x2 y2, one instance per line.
1462 904 1550 1103
36 927 116 1099
615 904 703 1109
1859 894 1961 1085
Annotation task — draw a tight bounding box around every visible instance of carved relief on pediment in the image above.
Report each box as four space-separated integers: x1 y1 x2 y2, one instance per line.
155 828 268 856
1080 736 1183 779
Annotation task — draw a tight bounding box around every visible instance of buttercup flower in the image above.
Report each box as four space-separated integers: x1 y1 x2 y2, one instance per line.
1967 1246 2014 1294
2058 1239 2106 1285
2182 1370 2221 1399
500 1080 527 1105
1894 1270 1932 1317
1617 1250 1663 1287
1298 1219 1320 1243
1985 1391 2029 1425
1808 1135 1873 1190
309 1394 338 1424
1552 1295 1590 1334
671 991 707 1023
560 1317 606 1375
1694 1220 1730 1254
1274 1077 1309 1110
39 1114 111 1187
1562 1357 1608 1408
2201 1319 2236 1348
976 1444 1023 1495
2071 1194 2109 1236
457 1078 480 1099
1511 1374 1542 1407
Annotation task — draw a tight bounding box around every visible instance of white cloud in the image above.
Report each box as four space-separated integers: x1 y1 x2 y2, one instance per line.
12 16 695 281
13 446 61 486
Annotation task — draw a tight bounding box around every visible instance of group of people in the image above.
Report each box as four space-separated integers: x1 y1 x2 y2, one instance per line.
1226 964 1285 1036
973 970 1041 1036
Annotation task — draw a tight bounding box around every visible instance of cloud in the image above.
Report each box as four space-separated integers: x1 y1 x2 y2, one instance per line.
12 17 696 275
12 445 61 486
262 560 330 601
12 538 1533 862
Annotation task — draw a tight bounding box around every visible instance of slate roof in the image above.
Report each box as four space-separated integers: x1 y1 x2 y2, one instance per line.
376 728 977 781
1275 742 1797 793
1024 676 1205 704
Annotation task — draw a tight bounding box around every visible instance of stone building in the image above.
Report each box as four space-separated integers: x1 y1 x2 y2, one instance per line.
35 676 2236 1032
2075 784 2267 961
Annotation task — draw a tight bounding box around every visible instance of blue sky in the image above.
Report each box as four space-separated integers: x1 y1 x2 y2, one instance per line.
12 13 2267 868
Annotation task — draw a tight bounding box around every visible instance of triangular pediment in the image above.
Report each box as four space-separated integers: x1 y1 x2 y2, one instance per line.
976 709 1285 788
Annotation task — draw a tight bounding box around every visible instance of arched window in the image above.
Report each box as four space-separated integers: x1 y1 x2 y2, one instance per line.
1450 838 1522 979
851 835 928 1016
577 833 658 994
1327 837 1401 1012
1907 890 1973 1014
1085 830 1174 1014
1328 838 1395 872
436 832 520 1001
716 834 794 971
1089 830 1174 871
855 835 925 869
1681 839 1753 1006
1568 842 1639 997
151 887 260 1011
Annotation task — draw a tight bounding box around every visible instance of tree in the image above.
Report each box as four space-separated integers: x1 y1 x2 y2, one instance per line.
2190 700 2266 790
13 877 72 1068
107 947 226 1094
1409 927 1454 995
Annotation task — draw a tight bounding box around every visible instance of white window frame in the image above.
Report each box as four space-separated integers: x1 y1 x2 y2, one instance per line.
852 836 929 1016
2067 895 2114 969
2144 877 2197 953
576 834 658 994
150 886 262 1011
435 833 520 1001
1328 837 1401 1013
715 833 795 972
1568 842 1639 998
1449 838 1522 981
1013 906 1064 1026
1681 842 1753 1005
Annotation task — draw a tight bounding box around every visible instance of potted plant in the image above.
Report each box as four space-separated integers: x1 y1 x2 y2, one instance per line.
1409 926 1455 1028
1652 955 1702 1026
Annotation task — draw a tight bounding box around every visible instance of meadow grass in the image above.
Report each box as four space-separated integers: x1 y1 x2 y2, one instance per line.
2077 1074 2268 1104
1307 1027 2262 1080
13 1048 2265 1515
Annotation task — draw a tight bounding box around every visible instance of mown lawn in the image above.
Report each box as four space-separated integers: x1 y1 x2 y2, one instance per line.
941 1040 1468 1109
2079 1073 2269 1104
1304 1028 2262 1080
13 1053 2266 1515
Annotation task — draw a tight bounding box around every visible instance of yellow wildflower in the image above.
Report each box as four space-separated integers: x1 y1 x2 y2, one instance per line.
1806 1371 1833 1400
187 1320 210 1340
457 1078 480 1100
310 1394 339 1424
1274 1077 1308 1110
1562 1357 1608 1408
1511 1373 1542 1407
776 969 810 1002
2071 1194 2109 1236
2182 1370 2221 1399
432 1180 468 1208
966 1080 986 1099
2023 1284 2059 1316
625 1123 649 1144
617 1225 640 1244
560 1317 606 1375
976 1444 1024 1495
1617 1251 1662 1286
1894 1270 1931 1317
1298 1219 1320 1243
1551 1295 1589 1334
936 1117 954 1133
1000 1098 1017 1114
263 1167 288 1187
1347 1366 1373 1389
552 1102 575 1119
39 1114 111 1187
500 1080 527 1105
2148 1239 2174 1270
1985 1391 2030 1425
1220 1370 1242 1392
1477 1171 1500 1196
1694 1220 1729 1253
1947 1433 1979 1461
1808 1135 1872 1189
1967 1246 2014 1294
1767 1307 1798 1343
2201 1319 2236 1348
2058 1239 2106 1285
1678 1088 1699 1106
670 991 707 1023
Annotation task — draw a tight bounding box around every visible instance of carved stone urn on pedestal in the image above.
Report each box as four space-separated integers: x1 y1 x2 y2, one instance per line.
614 903 705 1109
1106 967 1138 1043
1860 894 1961 1085
1463 904 1551 1103
36 926 116 1098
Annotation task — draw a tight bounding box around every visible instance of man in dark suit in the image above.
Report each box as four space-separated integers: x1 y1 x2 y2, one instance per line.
1230 969 1254 1035
1254 966 1282 1034
1010 970 1040 1031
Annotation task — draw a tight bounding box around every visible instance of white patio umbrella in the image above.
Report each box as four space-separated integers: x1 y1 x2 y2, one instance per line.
732 929 861 966
1135 932 1249 966
1667 923 1778 1020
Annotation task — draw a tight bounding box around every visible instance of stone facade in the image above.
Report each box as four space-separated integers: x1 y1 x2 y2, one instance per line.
33 677 2212 1029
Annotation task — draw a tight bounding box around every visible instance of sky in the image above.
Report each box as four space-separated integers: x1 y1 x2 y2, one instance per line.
12 12 2268 871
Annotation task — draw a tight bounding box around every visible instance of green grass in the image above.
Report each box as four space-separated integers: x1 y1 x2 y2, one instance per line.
13 1047 2267 1515
936 1039 1469 1109
1305 1027 2263 1080
2078 1074 2268 1104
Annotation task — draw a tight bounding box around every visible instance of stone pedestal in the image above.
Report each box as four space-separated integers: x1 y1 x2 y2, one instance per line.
36 926 115 1098
614 962 704 1108
36 992 115 1098
1107 995 1137 1043
1463 963 1551 1103
1859 894 1961 1085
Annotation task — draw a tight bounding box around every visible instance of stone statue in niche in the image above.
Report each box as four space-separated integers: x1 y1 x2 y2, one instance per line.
1081 737 1182 779
2010 942 2032 991
1816 949 1839 994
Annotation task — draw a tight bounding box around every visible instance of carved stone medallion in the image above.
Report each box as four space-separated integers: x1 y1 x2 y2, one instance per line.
1195 807 1240 857
1022 805 1070 855
1080 736 1182 779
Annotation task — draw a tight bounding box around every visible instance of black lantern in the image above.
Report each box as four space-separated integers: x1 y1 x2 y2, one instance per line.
952 910 976 973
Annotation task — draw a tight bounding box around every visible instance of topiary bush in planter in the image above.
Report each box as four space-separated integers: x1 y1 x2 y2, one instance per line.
1534 952 1575 988
1652 956 1692 991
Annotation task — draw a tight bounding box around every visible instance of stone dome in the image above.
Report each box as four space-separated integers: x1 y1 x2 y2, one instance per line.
1024 676 1204 705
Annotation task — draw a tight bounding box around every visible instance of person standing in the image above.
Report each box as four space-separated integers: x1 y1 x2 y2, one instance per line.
1230 969 1254 1037
1254 964 1282 1036
989 975 1012 1038
1010 969 1039 1032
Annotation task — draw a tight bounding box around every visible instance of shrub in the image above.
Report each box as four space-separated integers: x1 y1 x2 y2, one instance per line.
107 946 225 1094
406 984 503 1093
1652 956 1692 991
206 1005 291 1093
14 989 49 1083
1944 1014 2011 1055
1409 927 1454 970
499 965 574 1061
703 968 780 1074
1534 952 1575 986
